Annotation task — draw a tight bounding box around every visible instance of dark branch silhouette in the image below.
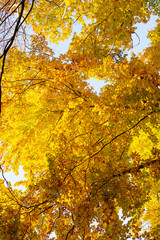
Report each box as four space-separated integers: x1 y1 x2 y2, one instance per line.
0 0 35 113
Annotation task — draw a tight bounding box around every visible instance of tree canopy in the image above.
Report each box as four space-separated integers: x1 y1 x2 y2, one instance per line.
0 0 160 239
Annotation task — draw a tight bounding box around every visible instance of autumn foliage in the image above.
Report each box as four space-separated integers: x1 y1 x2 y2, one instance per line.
0 0 160 239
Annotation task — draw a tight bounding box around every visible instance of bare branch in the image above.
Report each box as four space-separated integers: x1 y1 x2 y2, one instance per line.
65 225 75 240
0 0 35 113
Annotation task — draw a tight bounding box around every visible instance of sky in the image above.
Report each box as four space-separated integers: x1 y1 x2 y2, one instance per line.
0 13 158 239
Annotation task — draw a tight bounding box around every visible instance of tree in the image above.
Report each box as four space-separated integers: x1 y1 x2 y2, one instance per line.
0 0 35 112
0 0 160 239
